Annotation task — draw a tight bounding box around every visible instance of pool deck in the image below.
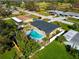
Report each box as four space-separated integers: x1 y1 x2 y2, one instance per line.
26 29 45 40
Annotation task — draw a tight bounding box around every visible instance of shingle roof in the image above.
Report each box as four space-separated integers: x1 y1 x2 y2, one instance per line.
73 3 79 8
17 15 31 21
31 20 59 34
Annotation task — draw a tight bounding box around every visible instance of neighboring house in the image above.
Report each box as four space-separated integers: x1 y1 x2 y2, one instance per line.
48 10 64 16
12 17 22 23
73 3 79 9
48 10 79 18
12 15 33 23
64 30 79 50
30 20 59 38
52 16 67 21
12 10 20 15
64 12 79 17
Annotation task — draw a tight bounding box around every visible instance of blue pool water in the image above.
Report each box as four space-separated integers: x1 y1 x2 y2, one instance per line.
26 30 44 40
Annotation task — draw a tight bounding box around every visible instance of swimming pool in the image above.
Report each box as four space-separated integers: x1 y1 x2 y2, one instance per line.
26 30 44 40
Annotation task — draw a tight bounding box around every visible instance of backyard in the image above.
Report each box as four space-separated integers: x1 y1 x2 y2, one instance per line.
30 41 73 59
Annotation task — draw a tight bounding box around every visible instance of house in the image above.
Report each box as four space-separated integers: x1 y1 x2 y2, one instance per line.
73 3 79 9
12 17 22 23
48 10 64 16
48 10 79 18
64 12 79 17
12 15 33 23
64 30 79 50
30 20 59 38
12 10 20 15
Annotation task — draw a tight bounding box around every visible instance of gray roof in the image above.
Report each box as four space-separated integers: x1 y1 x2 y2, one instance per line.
64 12 79 16
69 33 79 46
64 30 78 41
64 30 79 48
48 10 64 15
31 20 59 34
48 10 79 17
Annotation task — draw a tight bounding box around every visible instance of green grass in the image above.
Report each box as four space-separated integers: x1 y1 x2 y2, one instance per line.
30 14 39 18
31 41 73 59
16 31 26 49
66 18 79 31
52 21 71 30
37 11 50 16
67 17 79 23
52 21 79 32
0 48 16 59
4 19 16 25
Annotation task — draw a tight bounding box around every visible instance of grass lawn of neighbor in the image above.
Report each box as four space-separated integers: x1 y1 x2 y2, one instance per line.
0 48 16 59
52 21 71 30
31 41 73 59
67 17 79 23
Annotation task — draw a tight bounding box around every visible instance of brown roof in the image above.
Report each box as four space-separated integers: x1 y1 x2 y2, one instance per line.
17 15 31 21
73 3 79 8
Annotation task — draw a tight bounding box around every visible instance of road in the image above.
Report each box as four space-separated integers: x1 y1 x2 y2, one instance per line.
25 10 74 25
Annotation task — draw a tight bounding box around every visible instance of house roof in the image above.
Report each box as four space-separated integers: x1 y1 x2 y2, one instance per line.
73 3 79 8
31 20 59 34
64 30 79 49
69 33 79 47
48 10 64 15
48 10 79 17
12 17 22 23
17 15 31 21
64 30 78 41
12 15 32 23
64 12 79 17
52 16 67 20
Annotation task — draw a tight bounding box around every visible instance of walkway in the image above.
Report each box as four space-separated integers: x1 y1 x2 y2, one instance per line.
13 41 23 57
49 29 65 43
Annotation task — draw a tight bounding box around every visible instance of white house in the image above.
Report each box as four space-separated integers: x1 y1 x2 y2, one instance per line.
12 15 33 23
12 17 22 23
64 30 79 50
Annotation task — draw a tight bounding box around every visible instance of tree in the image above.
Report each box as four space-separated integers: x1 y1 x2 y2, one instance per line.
72 23 79 29
0 19 17 53
56 36 65 43
0 6 12 17
20 1 25 10
36 2 50 12
25 1 37 11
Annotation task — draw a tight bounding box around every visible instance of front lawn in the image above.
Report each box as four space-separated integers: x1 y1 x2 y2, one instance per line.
52 21 71 31
67 17 79 23
31 41 73 59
